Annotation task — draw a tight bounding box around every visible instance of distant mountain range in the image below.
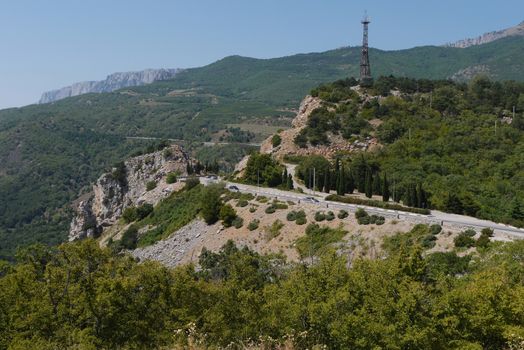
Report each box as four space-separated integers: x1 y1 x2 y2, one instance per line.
39 68 183 103
445 20 524 48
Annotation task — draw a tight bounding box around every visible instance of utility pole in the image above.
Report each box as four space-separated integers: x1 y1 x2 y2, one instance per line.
313 168 316 196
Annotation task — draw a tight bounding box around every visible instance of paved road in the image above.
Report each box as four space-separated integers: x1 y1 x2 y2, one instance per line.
125 136 261 147
200 177 524 239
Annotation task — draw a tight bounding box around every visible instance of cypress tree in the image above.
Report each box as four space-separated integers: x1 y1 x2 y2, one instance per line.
287 174 294 190
324 169 330 193
409 184 417 207
282 168 288 186
372 173 382 195
382 173 390 202
416 183 423 208
337 166 346 195
365 168 373 198
346 171 355 194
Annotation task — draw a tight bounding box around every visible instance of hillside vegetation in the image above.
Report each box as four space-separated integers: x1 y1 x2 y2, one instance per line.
294 76 524 227
1 36 524 257
1 235 524 349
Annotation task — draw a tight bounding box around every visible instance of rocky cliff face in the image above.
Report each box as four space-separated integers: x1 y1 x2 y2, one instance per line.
445 21 524 48
40 68 183 104
69 144 192 241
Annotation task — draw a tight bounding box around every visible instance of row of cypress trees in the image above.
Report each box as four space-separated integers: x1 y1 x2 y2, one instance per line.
302 158 429 209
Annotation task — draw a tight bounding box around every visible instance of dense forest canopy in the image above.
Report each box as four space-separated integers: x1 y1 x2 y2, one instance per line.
1 233 524 349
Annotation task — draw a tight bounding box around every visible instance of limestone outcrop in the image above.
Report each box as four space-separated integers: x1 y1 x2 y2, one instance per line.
40 68 183 103
69 144 192 241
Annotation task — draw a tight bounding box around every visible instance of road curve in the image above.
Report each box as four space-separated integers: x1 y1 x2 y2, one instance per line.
200 177 524 239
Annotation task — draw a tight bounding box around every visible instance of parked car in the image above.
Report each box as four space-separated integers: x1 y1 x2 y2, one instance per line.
228 185 240 192
304 196 319 203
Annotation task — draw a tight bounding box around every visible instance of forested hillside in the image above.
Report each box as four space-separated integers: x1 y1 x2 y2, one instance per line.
1 236 524 349
294 76 524 227
1 35 524 257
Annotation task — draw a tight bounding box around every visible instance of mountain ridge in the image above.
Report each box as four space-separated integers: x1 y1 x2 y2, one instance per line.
445 20 524 48
39 68 183 103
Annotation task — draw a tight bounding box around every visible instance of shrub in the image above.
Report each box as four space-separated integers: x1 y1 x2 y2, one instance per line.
122 207 138 223
265 206 276 214
219 204 237 228
357 215 370 225
248 219 260 231
369 215 379 224
481 228 494 237
185 177 200 190
355 208 368 219
375 216 385 225
232 217 244 229
315 211 326 222
337 210 349 219
249 206 257 213
463 229 477 237
454 232 476 248
422 234 437 249
271 134 282 147
119 226 138 250
265 220 284 240
272 201 288 210
122 204 153 223
236 199 249 207
146 181 157 191
326 211 335 221
430 224 442 235
136 204 153 220
166 172 177 184
256 196 268 203
296 217 307 225
287 211 297 221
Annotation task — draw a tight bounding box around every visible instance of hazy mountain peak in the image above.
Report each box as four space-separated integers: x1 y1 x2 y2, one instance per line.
445 21 524 48
39 68 183 104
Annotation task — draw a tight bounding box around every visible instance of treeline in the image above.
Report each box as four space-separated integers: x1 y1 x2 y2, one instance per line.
1 234 524 349
186 160 219 175
295 155 429 209
241 152 293 190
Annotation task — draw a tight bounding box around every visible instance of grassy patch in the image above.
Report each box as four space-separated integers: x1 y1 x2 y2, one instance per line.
136 185 204 247
296 224 346 258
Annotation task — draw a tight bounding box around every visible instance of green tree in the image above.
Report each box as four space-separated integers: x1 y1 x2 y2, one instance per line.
201 186 222 224
382 173 390 202
219 204 237 228
365 168 373 198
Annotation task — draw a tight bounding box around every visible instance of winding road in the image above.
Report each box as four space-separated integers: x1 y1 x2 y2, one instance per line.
199 177 524 239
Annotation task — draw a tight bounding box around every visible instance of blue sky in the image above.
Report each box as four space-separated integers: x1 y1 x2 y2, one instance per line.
0 0 522 109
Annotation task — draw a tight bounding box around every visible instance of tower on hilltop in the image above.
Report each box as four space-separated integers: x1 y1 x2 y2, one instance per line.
360 13 373 86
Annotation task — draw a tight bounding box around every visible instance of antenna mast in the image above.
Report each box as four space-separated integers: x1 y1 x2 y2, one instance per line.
360 12 373 86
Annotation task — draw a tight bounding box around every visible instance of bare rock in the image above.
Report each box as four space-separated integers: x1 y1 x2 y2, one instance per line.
68 144 193 241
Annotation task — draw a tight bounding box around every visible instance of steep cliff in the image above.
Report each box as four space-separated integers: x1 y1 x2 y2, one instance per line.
39 68 183 103
445 21 524 48
69 144 192 241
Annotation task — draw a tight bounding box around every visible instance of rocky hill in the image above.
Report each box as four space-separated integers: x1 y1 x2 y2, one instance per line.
39 68 182 103
445 20 524 48
69 144 192 240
